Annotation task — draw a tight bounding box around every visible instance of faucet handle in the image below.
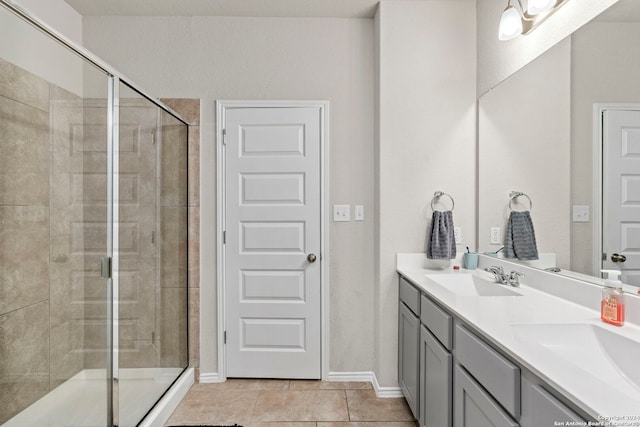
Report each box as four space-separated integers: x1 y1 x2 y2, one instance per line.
508 270 524 286
490 265 504 273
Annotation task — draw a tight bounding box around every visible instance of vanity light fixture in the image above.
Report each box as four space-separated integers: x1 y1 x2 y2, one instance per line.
498 0 570 41
498 1 523 41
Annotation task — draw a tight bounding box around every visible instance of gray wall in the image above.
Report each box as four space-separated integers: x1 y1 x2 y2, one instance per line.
81 15 377 378
478 38 571 267
375 0 476 387
570 21 640 274
476 0 618 96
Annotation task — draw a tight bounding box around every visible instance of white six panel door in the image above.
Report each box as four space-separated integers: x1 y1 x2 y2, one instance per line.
224 107 321 378
604 109 640 285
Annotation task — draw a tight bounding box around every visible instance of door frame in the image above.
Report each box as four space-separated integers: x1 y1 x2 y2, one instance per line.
215 100 330 381
592 103 640 276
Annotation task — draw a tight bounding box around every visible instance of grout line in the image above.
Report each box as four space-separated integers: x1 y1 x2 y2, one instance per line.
344 389 352 422
248 387 261 425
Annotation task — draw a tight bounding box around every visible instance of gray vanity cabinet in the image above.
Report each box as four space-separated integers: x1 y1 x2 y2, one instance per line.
419 325 452 427
399 278 421 418
454 365 519 427
398 274 590 427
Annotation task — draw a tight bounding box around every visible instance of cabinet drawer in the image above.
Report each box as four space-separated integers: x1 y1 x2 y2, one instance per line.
455 324 520 418
400 276 420 316
421 294 453 350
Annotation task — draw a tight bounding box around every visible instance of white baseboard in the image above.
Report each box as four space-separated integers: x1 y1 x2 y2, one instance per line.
196 370 403 398
139 367 194 427
328 371 403 398
198 371 224 383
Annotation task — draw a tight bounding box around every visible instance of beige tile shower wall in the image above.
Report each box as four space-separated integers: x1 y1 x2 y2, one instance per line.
49 85 93 387
161 98 201 370
79 100 111 370
0 57 85 423
116 100 161 369
159 126 188 368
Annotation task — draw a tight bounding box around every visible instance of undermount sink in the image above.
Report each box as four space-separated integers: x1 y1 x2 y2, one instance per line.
511 323 640 392
425 274 522 297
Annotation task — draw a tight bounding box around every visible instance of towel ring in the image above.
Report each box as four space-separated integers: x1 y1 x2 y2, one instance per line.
509 191 532 211
431 191 455 211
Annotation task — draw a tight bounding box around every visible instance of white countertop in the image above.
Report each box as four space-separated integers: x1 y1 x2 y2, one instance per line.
397 253 640 425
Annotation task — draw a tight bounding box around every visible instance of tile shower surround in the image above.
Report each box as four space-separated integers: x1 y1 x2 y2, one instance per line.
0 56 200 424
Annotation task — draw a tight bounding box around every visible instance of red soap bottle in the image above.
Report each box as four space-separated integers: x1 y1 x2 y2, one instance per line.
601 270 625 327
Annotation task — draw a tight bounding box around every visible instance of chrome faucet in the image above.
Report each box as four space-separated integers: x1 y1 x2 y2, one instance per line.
484 266 524 287
485 266 508 283
507 270 524 287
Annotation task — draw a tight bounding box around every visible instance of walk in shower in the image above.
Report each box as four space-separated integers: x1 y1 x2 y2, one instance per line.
0 2 189 426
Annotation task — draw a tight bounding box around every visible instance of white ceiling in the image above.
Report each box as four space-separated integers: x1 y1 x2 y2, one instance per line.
64 0 389 18
64 0 638 21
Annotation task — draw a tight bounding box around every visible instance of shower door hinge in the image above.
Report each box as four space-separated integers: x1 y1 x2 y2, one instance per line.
101 257 112 279
224 331 227 344
222 129 227 145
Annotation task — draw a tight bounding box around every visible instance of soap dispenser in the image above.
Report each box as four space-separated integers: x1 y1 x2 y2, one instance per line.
601 270 625 327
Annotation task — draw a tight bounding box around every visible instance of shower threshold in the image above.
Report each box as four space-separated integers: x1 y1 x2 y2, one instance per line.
2 367 193 427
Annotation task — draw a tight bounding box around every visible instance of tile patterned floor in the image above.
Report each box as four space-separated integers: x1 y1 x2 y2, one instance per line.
165 380 418 427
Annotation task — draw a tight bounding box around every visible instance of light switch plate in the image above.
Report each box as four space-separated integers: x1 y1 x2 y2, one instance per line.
454 227 461 244
333 205 350 222
573 205 590 222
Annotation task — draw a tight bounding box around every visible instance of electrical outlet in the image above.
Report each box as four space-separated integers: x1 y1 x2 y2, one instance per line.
490 227 501 245
454 227 462 244
355 205 364 221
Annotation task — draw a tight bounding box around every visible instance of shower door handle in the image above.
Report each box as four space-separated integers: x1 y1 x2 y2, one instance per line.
101 257 112 279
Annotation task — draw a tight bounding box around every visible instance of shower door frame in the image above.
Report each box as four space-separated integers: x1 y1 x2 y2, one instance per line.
0 1 190 426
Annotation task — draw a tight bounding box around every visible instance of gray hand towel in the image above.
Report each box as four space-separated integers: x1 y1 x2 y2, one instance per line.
504 211 538 260
426 210 456 260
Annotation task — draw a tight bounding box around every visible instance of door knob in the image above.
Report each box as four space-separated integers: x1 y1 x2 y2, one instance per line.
611 253 627 263
307 253 317 263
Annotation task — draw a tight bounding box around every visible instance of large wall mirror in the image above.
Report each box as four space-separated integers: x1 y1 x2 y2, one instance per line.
478 0 640 287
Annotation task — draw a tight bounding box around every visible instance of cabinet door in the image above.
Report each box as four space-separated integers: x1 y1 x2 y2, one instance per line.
521 381 586 427
399 302 420 419
420 325 452 427
454 365 519 427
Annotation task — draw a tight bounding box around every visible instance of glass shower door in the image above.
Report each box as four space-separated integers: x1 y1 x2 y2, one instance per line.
1 4 188 426
116 83 188 427
0 2 114 425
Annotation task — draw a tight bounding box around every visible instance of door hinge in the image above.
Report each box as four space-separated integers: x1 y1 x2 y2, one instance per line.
101 257 112 279
223 230 226 244
224 331 227 344
222 129 227 145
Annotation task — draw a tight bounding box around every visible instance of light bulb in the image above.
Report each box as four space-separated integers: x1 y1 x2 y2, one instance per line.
526 0 556 15
498 5 523 41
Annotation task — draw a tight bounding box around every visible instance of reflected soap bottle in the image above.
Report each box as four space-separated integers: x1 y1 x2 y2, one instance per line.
601 270 625 327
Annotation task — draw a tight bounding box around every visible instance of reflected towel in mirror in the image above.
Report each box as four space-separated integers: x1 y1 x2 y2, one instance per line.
505 211 539 260
427 210 456 260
